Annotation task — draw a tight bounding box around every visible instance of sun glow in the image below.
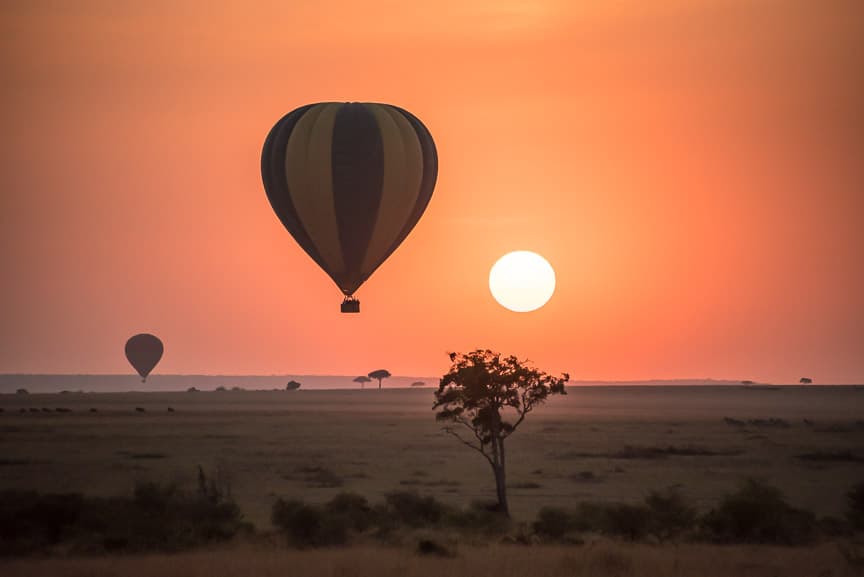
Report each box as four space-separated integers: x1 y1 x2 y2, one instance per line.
489 251 556 312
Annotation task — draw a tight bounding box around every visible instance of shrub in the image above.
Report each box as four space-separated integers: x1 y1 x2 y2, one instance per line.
325 492 374 532
848 481 864 531
700 479 816 545
271 498 348 547
383 491 448 527
602 503 652 541
533 506 573 540
446 500 510 535
0 481 247 556
0 491 85 555
645 488 696 541
416 538 455 557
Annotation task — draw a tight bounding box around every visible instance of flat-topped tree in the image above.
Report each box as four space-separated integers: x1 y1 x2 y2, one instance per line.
368 369 391 390
433 349 568 517
799 377 813 384
285 380 301 391
353 376 372 389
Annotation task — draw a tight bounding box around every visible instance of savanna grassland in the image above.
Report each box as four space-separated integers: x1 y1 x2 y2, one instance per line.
1 386 863 576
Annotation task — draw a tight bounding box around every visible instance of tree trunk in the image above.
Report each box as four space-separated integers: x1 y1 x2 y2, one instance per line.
490 437 509 516
378 378 382 390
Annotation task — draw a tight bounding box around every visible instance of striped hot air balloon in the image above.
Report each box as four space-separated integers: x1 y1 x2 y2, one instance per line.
261 102 438 313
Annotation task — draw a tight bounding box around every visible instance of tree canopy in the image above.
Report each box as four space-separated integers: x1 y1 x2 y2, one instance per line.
368 369 391 390
433 349 568 515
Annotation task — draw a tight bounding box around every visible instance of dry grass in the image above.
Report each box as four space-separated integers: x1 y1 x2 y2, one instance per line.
1 542 859 577
0 387 862 525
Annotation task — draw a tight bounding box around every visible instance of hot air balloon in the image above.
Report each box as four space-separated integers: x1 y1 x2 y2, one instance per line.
125 334 163 382
261 102 438 313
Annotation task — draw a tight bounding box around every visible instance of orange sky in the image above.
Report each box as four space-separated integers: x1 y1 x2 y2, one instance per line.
2 0 862 383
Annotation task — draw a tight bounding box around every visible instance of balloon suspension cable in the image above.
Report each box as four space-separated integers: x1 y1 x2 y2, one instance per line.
341 295 360 314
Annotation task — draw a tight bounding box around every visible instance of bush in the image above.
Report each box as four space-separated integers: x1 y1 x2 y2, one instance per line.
325 492 374 532
533 506 573 540
383 491 448 528
645 488 696 541
446 500 509 535
416 538 455 557
700 479 816 545
271 499 349 547
0 481 247 556
848 481 864 531
602 503 652 541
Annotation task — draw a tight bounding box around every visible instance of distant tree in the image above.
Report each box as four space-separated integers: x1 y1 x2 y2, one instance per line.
215 386 227 392
799 377 813 384
368 370 391 390
187 387 199 393
411 381 426 387
353 376 372 389
16 388 28 395
286 380 301 391
740 380 754 385
433 350 568 516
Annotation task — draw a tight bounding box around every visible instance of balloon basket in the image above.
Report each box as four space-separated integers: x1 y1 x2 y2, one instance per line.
341 297 360 313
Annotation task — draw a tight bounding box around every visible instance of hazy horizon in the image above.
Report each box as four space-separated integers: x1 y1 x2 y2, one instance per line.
1 373 858 394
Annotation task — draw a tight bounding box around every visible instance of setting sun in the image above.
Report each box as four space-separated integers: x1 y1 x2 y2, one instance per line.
489 251 556 313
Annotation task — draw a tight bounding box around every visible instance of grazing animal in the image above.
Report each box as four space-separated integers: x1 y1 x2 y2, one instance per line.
135 407 145 413
20 408 27 413
29 408 39 413
89 408 98 413
41 408 51 413
167 407 175 413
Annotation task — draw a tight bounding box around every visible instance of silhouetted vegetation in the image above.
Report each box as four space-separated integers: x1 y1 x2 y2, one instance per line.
700 479 816 545
723 417 789 428
534 490 697 543
799 377 813 384
848 481 864 531
416 538 455 557
285 380 301 391
353 376 372 389
16 388 28 395
0 474 247 556
558 445 742 460
796 450 864 463
367 369 391 390
645 487 697 541
434 350 568 516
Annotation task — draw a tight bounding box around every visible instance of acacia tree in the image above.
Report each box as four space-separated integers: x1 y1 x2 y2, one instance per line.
368 369 391 390
353 376 372 389
433 350 568 516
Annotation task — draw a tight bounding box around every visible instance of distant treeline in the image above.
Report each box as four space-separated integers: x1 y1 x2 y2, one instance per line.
0 374 436 393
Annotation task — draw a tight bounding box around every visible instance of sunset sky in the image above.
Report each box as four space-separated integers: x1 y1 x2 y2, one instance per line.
2 0 862 383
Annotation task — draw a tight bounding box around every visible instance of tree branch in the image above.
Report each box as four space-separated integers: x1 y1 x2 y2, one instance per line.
442 426 494 468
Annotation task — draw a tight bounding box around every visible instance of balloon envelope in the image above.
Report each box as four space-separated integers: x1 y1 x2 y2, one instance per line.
125 334 163 381
261 102 438 299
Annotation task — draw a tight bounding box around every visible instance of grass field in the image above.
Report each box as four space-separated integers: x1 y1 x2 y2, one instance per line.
1 386 862 575
2 542 862 577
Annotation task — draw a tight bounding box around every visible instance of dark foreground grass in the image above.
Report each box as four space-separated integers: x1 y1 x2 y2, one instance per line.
1 543 860 577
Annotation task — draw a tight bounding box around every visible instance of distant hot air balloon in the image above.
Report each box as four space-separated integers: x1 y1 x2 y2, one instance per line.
261 102 438 313
125 334 163 383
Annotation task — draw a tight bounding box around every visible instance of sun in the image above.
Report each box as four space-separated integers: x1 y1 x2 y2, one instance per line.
489 251 556 312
